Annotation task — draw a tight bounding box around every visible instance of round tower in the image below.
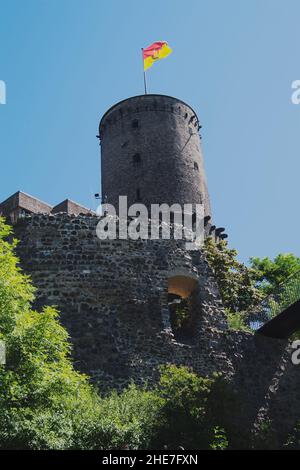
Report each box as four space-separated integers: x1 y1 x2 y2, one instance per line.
99 94 211 217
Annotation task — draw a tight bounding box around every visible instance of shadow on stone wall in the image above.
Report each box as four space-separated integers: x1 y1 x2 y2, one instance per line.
225 332 299 448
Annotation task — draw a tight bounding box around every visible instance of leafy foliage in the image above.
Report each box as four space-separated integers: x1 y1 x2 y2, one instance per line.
204 238 262 314
226 311 251 332
209 426 229 450
169 297 191 332
70 384 164 450
204 238 300 330
250 254 300 321
151 365 231 450
250 253 300 295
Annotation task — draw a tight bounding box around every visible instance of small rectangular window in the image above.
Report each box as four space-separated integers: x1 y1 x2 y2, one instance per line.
133 153 141 166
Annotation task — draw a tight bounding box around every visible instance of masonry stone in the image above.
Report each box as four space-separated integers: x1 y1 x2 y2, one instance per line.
1 94 299 448
99 95 211 217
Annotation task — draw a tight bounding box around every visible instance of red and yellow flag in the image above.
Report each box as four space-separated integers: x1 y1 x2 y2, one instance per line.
143 41 172 71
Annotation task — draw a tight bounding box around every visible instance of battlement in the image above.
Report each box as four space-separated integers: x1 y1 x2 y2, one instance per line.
99 94 201 138
0 191 94 224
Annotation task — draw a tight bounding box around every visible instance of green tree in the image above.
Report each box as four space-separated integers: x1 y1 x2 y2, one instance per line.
151 365 228 449
79 385 163 450
205 239 300 330
204 238 262 314
79 365 231 451
250 253 300 294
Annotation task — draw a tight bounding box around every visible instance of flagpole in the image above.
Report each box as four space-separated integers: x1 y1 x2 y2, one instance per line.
141 48 148 94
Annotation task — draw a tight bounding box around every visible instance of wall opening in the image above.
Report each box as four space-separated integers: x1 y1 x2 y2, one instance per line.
133 153 141 166
132 119 139 129
167 275 198 342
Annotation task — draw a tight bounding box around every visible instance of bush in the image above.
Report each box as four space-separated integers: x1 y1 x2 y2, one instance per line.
150 365 229 449
74 384 163 450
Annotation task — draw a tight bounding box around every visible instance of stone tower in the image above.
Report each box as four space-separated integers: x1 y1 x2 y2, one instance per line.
99 94 211 217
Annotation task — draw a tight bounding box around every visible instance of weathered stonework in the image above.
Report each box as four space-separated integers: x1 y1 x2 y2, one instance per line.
12 213 300 448
14 213 232 391
3 93 300 448
100 95 211 218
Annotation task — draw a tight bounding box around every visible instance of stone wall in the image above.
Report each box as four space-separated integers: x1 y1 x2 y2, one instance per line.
14 213 231 390
12 213 300 447
225 332 300 448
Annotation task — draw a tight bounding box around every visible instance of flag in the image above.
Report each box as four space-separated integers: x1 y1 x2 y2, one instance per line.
143 41 172 71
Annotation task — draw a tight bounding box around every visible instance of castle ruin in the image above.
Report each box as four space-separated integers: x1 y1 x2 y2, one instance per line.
1 94 300 447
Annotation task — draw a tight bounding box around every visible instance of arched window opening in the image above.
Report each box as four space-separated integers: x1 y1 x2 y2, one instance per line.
132 119 139 129
168 275 197 298
194 162 199 171
167 275 198 342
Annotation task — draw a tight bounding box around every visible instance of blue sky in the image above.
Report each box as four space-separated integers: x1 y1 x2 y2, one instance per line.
0 0 299 262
